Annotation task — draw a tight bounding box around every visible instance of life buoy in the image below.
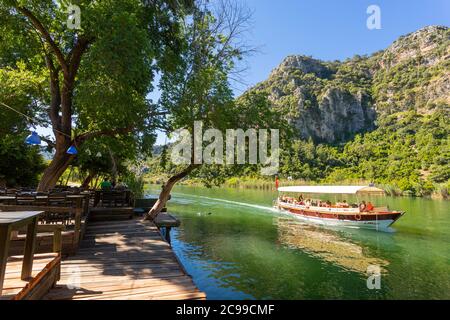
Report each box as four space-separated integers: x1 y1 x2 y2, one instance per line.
355 214 362 221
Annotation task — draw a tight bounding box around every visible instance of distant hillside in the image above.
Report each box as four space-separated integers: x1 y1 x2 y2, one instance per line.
246 26 450 196
251 25 449 144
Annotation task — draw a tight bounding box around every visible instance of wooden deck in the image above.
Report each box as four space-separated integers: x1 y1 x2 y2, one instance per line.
43 218 205 300
0 253 60 300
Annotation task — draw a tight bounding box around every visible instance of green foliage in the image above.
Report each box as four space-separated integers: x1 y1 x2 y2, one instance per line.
122 172 145 199
278 108 450 197
0 134 45 187
0 63 46 187
0 0 190 188
0 63 45 133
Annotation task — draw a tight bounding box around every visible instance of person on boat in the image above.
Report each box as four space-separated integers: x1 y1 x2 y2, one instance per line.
326 200 331 208
359 201 367 212
298 194 304 202
366 201 374 212
305 199 311 206
342 200 349 208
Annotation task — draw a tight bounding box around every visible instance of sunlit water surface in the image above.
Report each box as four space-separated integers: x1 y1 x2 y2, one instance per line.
146 185 450 299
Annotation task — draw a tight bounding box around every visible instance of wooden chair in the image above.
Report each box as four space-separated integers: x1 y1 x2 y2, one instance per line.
0 205 82 255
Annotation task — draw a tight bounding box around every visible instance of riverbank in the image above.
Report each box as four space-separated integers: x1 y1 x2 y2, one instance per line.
144 175 449 199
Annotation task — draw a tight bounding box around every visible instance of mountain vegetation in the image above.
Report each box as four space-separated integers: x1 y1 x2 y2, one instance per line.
243 25 450 197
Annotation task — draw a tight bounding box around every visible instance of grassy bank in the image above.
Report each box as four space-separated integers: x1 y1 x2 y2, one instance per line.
144 174 449 199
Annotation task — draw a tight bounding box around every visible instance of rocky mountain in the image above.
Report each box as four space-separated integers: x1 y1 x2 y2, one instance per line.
251 25 449 143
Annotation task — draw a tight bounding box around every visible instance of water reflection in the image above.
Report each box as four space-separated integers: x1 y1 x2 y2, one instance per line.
149 185 450 299
276 217 390 274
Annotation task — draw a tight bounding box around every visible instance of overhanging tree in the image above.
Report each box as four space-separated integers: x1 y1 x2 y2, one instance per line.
144 0 288 220
1 0 191 190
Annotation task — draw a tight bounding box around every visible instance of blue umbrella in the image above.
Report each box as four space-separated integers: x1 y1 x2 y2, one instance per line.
25 131 41 145
67 145 78 155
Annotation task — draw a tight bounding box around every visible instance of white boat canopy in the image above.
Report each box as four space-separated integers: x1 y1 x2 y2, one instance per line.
277 185 385 195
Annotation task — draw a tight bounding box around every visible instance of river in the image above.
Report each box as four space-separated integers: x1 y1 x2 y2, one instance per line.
146 185 450 299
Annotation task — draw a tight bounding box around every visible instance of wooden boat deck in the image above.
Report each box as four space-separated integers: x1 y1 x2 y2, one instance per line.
43 218 205 300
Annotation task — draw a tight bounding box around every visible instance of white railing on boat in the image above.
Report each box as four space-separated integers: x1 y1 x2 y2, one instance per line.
277 201 360 213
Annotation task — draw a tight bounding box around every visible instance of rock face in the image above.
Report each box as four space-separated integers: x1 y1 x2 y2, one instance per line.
289 86 375 143
307 88 375 142
250 25 449 143
270 55 332 79
379 26 449 69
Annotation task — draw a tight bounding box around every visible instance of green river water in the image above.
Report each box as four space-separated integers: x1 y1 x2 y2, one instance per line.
146 185 450 299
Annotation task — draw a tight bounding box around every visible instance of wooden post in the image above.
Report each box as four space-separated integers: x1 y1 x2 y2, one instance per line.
165 227 171 244
73 205 82 252
53 228 62 254
0 225 12 295
21 216 38 280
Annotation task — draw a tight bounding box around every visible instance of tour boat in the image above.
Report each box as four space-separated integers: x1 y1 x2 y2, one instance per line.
274 185 405 230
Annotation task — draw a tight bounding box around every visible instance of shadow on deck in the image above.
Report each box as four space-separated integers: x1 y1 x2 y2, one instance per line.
43 218 205 300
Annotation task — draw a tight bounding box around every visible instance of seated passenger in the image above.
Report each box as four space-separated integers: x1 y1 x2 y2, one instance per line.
342 200 349 208
359 201 367 212
366 201 374 211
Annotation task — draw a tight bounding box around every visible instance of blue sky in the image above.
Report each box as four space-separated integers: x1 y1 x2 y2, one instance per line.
234 0 449 94
37 0 449 144
153 0 449 143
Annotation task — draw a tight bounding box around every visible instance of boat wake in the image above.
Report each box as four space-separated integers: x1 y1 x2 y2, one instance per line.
172 193 279 214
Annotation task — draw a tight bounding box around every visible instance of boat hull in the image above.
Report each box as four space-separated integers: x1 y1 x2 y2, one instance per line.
276 204 404 230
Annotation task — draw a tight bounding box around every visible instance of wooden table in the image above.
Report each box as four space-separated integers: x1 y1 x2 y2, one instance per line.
0 211 43 295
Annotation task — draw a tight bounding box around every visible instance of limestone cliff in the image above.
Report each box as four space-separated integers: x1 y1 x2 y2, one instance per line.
249 25 449 143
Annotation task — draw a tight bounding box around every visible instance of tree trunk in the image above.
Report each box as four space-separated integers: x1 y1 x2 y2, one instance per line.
93 175 100 189
64 165 74 186
37 148 74 191
109 149 118 186
81 171 95 189
144 165 197 221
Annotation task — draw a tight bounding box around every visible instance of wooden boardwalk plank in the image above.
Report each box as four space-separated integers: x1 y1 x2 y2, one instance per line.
43 218 204 300
0 254 59 300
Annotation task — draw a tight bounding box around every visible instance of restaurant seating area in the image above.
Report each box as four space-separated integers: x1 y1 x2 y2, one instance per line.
0 186 136 300
0 187 138 255
0 184 203 300
0 187 91 256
